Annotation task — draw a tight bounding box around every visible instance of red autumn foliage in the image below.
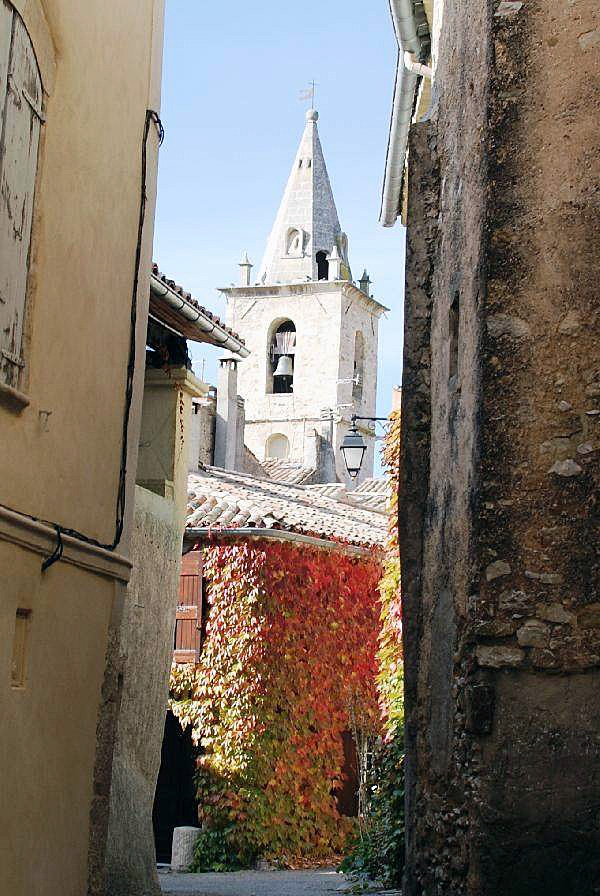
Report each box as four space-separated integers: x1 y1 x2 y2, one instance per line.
170 539 383 862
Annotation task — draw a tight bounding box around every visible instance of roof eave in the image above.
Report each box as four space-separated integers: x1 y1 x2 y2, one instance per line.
183 526 382 558
150 274 250 358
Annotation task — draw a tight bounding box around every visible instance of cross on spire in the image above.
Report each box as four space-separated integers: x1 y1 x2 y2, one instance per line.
299 80 317 110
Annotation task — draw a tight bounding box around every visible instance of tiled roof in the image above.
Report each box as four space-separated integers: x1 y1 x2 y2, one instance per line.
355 477 390 495
260 458 318 484
307 478 390 514
186 467 387 549
150 263 247 353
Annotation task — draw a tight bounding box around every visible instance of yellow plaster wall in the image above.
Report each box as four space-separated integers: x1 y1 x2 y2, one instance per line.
0 542 117 894
0 2 165 895
1 0 164 545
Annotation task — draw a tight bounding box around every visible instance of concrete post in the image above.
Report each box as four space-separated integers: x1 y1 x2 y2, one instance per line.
171 827 200 872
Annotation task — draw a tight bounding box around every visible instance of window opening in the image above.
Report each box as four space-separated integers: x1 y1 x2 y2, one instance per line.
316 251 329 280
353 332 365 401
268 320 296 394
286 228 302 257
0 6 43 390
11 608 31 687
266 433 290 460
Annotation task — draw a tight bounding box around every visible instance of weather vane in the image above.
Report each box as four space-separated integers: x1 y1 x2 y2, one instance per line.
299 80 317 109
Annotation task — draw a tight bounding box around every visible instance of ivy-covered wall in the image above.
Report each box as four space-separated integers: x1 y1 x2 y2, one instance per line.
170 539 383 864
378 408 403 734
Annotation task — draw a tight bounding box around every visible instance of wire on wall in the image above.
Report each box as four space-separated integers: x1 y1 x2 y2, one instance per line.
0 108 165 570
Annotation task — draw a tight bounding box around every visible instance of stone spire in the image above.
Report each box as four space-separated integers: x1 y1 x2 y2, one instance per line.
257 109 351 284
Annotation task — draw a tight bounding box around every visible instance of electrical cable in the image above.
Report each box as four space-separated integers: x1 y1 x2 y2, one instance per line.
0 108 164 571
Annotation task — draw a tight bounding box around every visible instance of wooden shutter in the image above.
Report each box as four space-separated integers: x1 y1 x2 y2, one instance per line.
0 6 42 388
174 550 204 664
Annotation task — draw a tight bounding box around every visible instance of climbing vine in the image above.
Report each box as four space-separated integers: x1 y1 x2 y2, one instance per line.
170 540 383 865
341 408 405 885
378 408 403 733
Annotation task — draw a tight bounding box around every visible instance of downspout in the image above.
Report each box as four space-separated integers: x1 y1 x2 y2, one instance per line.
379 1 432 227
183 526 377 559
403 50 432 79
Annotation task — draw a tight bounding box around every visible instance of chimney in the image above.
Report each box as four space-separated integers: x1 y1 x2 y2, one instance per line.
215 356 239 470
235 396 246 471
188 392 216 471
239 251 253 287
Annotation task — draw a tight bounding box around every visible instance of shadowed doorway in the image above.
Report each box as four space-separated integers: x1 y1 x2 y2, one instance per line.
152 711 198 863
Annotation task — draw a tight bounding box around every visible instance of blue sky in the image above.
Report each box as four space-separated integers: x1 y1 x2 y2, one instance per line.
153 0 406 454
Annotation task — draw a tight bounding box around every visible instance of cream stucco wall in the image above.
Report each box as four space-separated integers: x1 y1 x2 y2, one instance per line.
0 2 165 895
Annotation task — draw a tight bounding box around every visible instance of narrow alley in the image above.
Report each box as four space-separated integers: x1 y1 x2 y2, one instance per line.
1 2 598 896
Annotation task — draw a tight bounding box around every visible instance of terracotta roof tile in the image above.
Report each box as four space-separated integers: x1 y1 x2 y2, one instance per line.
186 467 387 549
260 458 318 484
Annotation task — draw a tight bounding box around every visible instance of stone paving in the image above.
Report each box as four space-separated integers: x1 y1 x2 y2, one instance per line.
159 868 352 896
158 868 353 896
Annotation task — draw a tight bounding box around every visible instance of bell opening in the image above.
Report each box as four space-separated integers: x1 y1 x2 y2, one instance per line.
268 320 296 395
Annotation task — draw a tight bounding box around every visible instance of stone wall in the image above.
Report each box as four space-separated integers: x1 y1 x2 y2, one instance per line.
106 368 203 893
400 2 600 893
105 487 181 896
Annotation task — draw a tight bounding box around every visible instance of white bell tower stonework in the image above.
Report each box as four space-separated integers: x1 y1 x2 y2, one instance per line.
219 110 387 485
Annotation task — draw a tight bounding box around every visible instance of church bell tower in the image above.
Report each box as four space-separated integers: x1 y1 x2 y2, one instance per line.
219 110 387 485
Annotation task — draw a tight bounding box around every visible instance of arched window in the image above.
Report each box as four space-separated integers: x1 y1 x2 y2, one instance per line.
267 319 296 394
265 433 290 460
286 228 302 257
0 4 43 390
353 332 365 400
316 251 329 280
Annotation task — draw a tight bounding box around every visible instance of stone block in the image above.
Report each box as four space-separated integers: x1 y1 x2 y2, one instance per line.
548 459 582 477
536 603 576 625
517 620 550 648
475 644 525 668
485 560 511 582
171 827 200 872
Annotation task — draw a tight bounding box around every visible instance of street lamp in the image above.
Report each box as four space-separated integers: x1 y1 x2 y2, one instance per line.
339 414 388 479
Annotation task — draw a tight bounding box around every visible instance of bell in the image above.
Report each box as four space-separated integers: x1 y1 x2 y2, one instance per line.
273 354 293 378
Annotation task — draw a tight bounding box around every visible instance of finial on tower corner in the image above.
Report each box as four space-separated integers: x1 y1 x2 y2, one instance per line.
359 269 372 296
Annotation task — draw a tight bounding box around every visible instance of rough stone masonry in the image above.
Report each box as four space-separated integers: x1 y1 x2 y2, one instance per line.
400 2 600 894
